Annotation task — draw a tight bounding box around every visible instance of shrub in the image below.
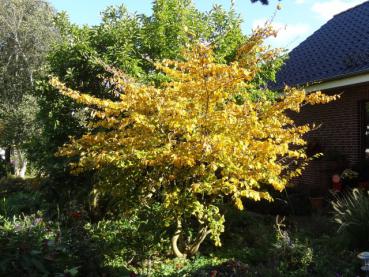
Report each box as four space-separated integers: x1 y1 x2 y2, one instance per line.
273 236 313 276
85 204 171 275
0 211 108 276
0 158 8 178
0 191 46 217
0 176 38 194
52 31 337 257
0 213 77 276
0 177 47 218
332 188 369 248
271 216 313 276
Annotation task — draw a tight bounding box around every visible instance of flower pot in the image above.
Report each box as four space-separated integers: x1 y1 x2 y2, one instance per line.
309 196 324 210
358 181 369 190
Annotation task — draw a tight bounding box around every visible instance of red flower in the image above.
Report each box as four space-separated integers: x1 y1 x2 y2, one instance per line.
69 211 82 219
210 270 218 277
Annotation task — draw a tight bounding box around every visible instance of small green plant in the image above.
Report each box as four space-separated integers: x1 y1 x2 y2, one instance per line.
85 204 171 275
0 176 34 193
332 188 369 248
272 216 313 276
0 213 71 276
0 176 47 217
0 191 45 217
0 212 103 276
340 169 359 181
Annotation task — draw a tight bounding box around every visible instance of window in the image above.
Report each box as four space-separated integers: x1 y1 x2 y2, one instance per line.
363 102 369 160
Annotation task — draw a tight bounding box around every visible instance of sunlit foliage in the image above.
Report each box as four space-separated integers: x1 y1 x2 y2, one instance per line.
51 26 337 257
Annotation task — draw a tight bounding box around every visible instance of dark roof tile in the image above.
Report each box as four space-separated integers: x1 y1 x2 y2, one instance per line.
274 1 369 89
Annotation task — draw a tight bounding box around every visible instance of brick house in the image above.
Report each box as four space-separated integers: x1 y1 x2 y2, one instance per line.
275 2 369 193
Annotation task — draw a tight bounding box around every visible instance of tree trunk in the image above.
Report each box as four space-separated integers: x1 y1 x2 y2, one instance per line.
19 159 27 178
14 147 27 178
171 219 187 258
4 146 13 175
5 147 10 164
171 219 211 258
187 226 211 257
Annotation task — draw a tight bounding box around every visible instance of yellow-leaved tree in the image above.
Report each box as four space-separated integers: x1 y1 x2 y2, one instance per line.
51 26 337 257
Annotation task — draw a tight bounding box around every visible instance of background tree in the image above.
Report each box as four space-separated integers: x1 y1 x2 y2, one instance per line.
51 25 337 257
28 9 142 175
29 1 267 214
32 0 282 177
0 0 58 176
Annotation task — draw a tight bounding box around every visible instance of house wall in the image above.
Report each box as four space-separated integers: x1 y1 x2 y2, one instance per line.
293 83 369 192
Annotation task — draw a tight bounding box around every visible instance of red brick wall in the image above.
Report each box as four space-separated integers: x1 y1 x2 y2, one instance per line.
293 83 369 191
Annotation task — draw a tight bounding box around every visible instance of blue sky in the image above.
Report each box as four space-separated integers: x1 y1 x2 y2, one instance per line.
48 0 367 49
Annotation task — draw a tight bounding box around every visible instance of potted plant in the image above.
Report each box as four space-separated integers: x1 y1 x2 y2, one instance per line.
340 169 359 190
331 173 343 193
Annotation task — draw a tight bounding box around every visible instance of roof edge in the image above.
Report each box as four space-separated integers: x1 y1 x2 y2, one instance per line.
332 0 369 19
305 70 369 92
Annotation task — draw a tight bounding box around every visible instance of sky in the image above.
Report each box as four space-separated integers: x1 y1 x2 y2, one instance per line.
48 0 368 50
